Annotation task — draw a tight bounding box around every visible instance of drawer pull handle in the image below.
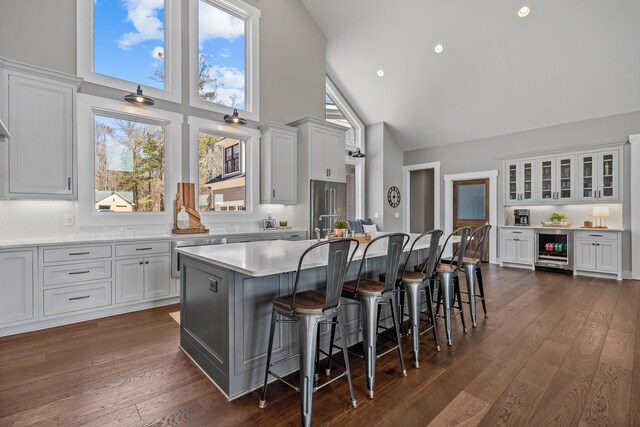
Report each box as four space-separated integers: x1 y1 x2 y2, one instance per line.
69 295 90 301
136 247 153 251
69 252 90 256
69 270 90 275
588 235 603 237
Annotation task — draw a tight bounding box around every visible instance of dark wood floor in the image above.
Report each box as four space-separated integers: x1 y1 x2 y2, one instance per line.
1 265 638 426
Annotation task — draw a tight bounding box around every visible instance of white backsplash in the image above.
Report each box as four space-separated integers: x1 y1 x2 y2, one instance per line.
504 203 623 228
0 200 304 240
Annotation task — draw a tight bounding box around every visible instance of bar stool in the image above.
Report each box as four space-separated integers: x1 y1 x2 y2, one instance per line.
337 233 410 399
443 224 491 326
384 230 443 368
434 227 472 345
259 238 359 427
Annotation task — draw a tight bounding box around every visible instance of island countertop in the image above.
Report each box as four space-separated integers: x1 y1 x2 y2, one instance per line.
177 233 452 277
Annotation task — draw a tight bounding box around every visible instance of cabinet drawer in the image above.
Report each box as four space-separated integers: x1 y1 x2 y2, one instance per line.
43 245 112 263
501 228 534 237
285 233 306 241
43 282 112 316
575 231 618 241
115 241 170 257
43 261 112 287
227 236 262 244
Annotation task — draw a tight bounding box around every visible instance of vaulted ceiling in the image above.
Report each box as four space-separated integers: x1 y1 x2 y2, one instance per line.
300 0 640 150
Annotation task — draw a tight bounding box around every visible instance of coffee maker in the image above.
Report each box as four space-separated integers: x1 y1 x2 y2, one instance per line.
514 209 530 226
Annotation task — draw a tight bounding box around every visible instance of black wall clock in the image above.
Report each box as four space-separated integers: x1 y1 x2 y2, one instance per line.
387 186 401 208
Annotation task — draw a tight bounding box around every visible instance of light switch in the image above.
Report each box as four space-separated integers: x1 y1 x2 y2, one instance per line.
374 212 379 218
395 212 400 218
64 214 75 226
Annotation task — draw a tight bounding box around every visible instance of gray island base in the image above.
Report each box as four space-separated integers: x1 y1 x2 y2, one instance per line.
177 235 444 400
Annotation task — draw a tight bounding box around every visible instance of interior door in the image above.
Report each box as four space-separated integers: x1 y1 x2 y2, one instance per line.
453 178 489 260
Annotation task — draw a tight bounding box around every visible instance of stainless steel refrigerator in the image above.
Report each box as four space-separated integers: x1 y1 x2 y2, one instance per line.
310 180 346 238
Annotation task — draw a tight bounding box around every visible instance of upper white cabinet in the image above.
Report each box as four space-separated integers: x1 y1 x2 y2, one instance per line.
0 58 81 200
259 123 298 205
504 145 622 206
505 159 535 204
578 149 621 202
0 250 34 326
290 117 347 183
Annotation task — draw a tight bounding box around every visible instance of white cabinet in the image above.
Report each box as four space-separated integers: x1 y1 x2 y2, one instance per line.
290 117 347 183
0 250 34 325
505 159 535 204
537 155 576 203
574 230 621 278
115 255 170 304
500 229 534 266
578 150 621 202
259 123 298 204
0 58 81 199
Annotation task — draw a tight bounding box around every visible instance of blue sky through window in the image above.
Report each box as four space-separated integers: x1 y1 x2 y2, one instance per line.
198 0 246 109
94 0 166 90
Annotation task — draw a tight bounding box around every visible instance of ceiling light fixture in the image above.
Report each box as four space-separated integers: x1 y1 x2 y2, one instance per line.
376 69 385 77
124 85 154 106
223 108 247 125
348 148 366 158
517 6 531 17
434 44 444 54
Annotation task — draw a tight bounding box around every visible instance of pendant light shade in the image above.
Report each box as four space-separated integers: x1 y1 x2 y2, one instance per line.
348 148 366 158
223 109 247 125
124 85 155 106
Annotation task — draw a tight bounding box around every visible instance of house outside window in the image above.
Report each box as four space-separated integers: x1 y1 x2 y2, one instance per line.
225 144 241 175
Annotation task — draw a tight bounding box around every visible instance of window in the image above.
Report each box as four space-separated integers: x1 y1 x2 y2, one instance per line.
77 0 181 101
189 116 260 215
326 94 355 147
189 0 261 120
77 94 182 226
94 115 166 213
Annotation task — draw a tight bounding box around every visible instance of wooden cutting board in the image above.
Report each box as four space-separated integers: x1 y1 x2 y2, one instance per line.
172 183 209 234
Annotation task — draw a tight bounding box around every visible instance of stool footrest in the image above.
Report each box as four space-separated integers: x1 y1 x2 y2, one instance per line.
267 370 300 392
377 344 400 359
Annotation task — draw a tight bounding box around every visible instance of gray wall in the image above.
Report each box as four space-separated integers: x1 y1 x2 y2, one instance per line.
404 110 640 273
409 169 434 233
383 124 403 231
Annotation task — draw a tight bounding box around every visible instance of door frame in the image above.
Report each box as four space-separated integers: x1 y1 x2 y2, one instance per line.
444 170 498 264
403 162 441 234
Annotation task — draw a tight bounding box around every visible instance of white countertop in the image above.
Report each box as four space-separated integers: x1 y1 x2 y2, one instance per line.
499 225 625 232
177 233 458 277
0 229 306 250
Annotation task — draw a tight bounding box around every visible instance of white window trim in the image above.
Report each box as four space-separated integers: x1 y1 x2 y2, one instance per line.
188 0 261 121
326 76 364 150
77 94 182 226
346 157 365 219
188 116 260 216
77 0 182 103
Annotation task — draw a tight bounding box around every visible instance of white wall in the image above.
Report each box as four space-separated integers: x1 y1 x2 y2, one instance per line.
383 124 403 231
0 0 326 237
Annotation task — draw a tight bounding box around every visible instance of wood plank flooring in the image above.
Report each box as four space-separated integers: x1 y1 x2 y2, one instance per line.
1 266 638 426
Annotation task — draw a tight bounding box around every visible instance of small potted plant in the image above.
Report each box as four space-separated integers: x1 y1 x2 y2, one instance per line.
333 219 349 237
549 213 566 224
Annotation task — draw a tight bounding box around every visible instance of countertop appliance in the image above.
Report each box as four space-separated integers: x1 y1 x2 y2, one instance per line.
514 209 530 226
171 237 226 278
535 229 573 273
310 180 346 238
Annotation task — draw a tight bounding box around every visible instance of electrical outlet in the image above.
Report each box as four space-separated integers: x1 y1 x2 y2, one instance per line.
64 214 75 227
395 212 400 218
374 212 379 218
125 226 136 233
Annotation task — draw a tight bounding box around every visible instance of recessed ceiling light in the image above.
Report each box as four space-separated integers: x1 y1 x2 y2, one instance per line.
434 44 444 54
376 69 385 77
518 6 531 18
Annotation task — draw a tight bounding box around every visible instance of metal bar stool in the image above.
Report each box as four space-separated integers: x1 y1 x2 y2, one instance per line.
336 233 410 399
259 238 359 427
434 227 472 345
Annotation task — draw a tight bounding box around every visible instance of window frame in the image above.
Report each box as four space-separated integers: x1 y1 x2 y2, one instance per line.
188 0 261 121
189 116 260 216
76 94 182 226
77 0 182 103
224 143 242 176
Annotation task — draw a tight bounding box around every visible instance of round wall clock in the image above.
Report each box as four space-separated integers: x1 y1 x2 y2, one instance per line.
387 186 401 208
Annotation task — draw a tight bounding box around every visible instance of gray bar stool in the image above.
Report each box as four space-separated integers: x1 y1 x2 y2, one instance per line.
434 227 472 345
259 238 359 427
338 233 409 399
442 224 491 326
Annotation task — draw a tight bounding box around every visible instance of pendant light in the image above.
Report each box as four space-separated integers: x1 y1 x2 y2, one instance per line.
223 108 247 125
124 85 155 106
348 148 366 158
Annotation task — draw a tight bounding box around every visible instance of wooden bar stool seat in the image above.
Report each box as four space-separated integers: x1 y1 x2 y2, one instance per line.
342 279 384 296
273 290 327 314
435 264 457 273
378 270 426 284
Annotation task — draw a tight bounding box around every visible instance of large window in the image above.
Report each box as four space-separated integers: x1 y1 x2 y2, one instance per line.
326 94 355 147
94 115 166 213
190 0 260 120
77 0 181 101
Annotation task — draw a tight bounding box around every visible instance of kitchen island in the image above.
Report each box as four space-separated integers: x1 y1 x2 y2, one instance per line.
176 234 443 400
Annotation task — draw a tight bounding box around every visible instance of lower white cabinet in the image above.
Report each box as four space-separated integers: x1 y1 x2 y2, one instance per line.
43 282 111 316
115 255 170 304
574 231 620 277
500 229 534 266
0 250 34 325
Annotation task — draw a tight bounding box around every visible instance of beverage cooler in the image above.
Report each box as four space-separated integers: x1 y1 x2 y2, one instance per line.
535 229 573 272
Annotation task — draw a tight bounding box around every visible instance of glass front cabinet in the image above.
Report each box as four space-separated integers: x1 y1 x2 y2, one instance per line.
505 159 536 205
578 150 620 202
536 155 575 203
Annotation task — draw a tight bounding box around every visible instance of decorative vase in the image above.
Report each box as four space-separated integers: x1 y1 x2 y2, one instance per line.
177 206 189 230
334 228 345 237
